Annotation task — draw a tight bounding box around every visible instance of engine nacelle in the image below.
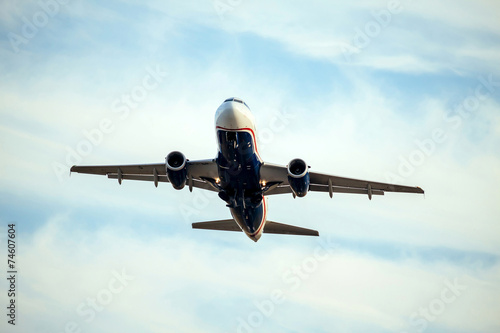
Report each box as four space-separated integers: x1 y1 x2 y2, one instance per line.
166 151 188 190
287 158 310 197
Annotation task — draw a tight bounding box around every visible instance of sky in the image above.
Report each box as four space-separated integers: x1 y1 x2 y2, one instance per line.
1 0 500 332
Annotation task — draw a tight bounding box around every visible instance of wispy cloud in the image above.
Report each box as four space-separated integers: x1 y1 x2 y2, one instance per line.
1 1 499 332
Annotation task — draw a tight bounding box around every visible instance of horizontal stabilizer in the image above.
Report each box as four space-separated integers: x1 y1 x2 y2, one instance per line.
192 220 319 236
264 221 319 236
192 220 241 232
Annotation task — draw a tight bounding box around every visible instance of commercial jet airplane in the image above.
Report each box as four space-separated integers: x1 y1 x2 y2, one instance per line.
71 97 424 242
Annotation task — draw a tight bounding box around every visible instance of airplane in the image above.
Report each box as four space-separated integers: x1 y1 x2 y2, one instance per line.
71 97 424 242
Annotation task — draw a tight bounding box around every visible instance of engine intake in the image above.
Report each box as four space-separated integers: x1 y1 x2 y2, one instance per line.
287 158 310 197
166 151 188 190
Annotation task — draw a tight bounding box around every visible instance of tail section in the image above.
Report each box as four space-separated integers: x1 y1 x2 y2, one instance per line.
192 219 319 236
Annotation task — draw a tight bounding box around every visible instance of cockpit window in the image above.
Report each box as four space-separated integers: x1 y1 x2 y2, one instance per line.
223 97 250 109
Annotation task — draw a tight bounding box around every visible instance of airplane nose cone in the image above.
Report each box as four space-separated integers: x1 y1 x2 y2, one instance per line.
215 102 255 130
222 106 237 119
217 105 241 128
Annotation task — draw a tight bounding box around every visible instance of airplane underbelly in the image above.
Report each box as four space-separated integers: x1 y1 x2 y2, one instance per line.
216 128 266 240
216 129 261 189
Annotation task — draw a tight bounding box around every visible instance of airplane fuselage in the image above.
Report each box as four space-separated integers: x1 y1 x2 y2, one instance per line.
215 98 266 241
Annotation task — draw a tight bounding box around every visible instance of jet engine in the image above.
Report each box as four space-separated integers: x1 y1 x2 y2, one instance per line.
287 158 310 197
166 151 188 190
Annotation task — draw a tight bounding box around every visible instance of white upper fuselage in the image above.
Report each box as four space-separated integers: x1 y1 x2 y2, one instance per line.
215 98 256 130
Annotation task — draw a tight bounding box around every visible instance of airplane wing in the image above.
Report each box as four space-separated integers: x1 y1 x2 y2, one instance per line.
260 162 424 199
70 159 219 192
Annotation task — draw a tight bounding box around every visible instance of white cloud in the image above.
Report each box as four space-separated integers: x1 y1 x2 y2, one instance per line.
207 0 500 74
10 217 500 332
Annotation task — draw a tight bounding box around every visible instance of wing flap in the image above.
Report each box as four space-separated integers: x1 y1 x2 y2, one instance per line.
309 171 424 194
309 184 384 196
71 163 166 175
107 174 169 182
71 159 220 192
106 174 217 192
265 184 385 196
260 163 424 196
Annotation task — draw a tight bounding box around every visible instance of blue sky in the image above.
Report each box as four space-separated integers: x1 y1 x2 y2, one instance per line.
1 0 500 332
